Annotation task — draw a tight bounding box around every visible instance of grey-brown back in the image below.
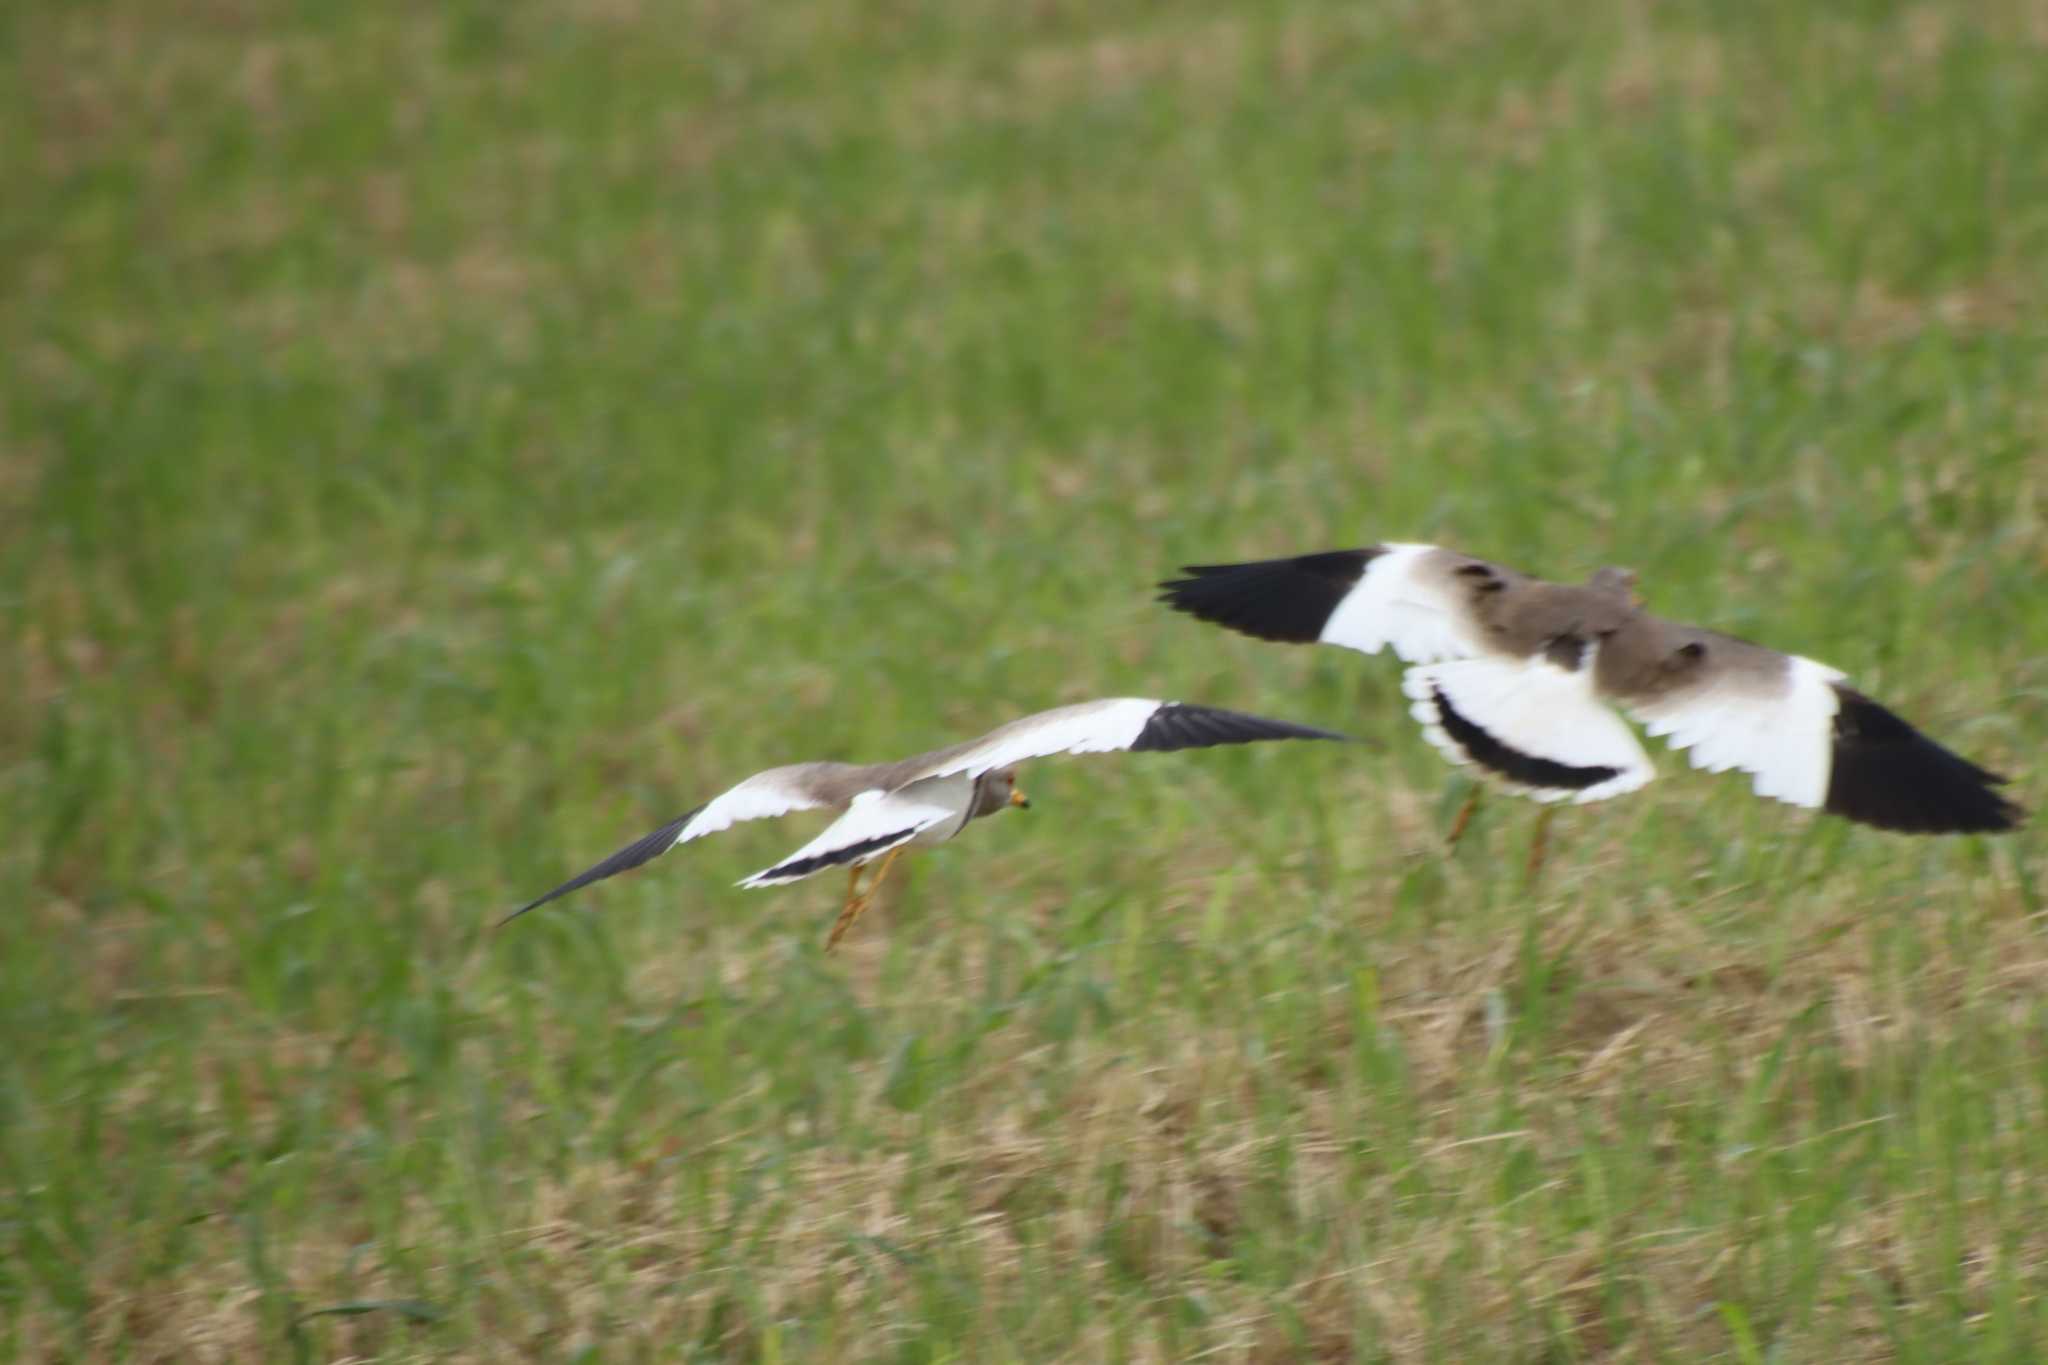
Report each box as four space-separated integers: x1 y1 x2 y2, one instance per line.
1595 616 1795 704
1413 548 1638 661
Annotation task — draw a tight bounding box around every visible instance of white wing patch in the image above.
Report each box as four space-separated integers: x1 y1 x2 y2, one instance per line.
737 782 964 888
913 698 1164 783
1320 543 1485 663
676 766 836 849
1629 654 1844 809
1402 653 1655 804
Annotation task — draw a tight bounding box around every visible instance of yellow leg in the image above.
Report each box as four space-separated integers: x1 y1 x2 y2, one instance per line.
1445 785 1485 850
827 863 867 951
827 845 906 951
1524 805 1557 885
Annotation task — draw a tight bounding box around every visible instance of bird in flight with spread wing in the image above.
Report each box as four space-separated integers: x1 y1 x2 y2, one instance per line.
504 698 1348 948
1160 543 2022 872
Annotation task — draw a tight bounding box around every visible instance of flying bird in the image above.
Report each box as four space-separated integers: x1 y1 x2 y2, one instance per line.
504 698 1348 947
1160 543 2022 871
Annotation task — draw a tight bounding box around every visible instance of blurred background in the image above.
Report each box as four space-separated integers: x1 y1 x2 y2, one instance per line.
3 0 2044 1358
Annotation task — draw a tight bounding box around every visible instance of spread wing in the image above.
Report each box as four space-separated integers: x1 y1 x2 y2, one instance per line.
1159 543 1503 663
1619 633 2022 832
903 698 1348 785
501 764 842 923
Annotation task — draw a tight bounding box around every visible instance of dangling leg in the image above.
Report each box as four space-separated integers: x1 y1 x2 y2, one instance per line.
827 846 906 951
830 863 867 942
1445 785 1485 851
1524 805 1558 885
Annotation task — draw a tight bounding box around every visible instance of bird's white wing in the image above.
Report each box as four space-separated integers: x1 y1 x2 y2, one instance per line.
738 784 961 888
1403 653 1654 804
1322 543 1493 662
1622 647 2025 832
503 765 835 922
1626 653 1845 810
1160 543 1489 663
680 765 842 841
907 698 1348 784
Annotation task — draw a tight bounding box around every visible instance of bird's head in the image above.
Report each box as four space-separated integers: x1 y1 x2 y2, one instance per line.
973 767 1029 819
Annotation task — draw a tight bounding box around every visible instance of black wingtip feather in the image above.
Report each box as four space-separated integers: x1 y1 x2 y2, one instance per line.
1430 686 1621 792
1157 549 1383 644
1130 703 1351 753
499 803 706 926
1824 688 2024 834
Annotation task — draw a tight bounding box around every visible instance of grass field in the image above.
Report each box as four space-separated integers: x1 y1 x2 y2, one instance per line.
4 0 2046 1358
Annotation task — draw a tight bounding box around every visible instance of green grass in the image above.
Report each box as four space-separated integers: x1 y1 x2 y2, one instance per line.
4 0 2046 1358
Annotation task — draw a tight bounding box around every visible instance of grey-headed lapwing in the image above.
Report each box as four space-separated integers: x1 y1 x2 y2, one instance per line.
1160 543 2022 872
505 699 1347 947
